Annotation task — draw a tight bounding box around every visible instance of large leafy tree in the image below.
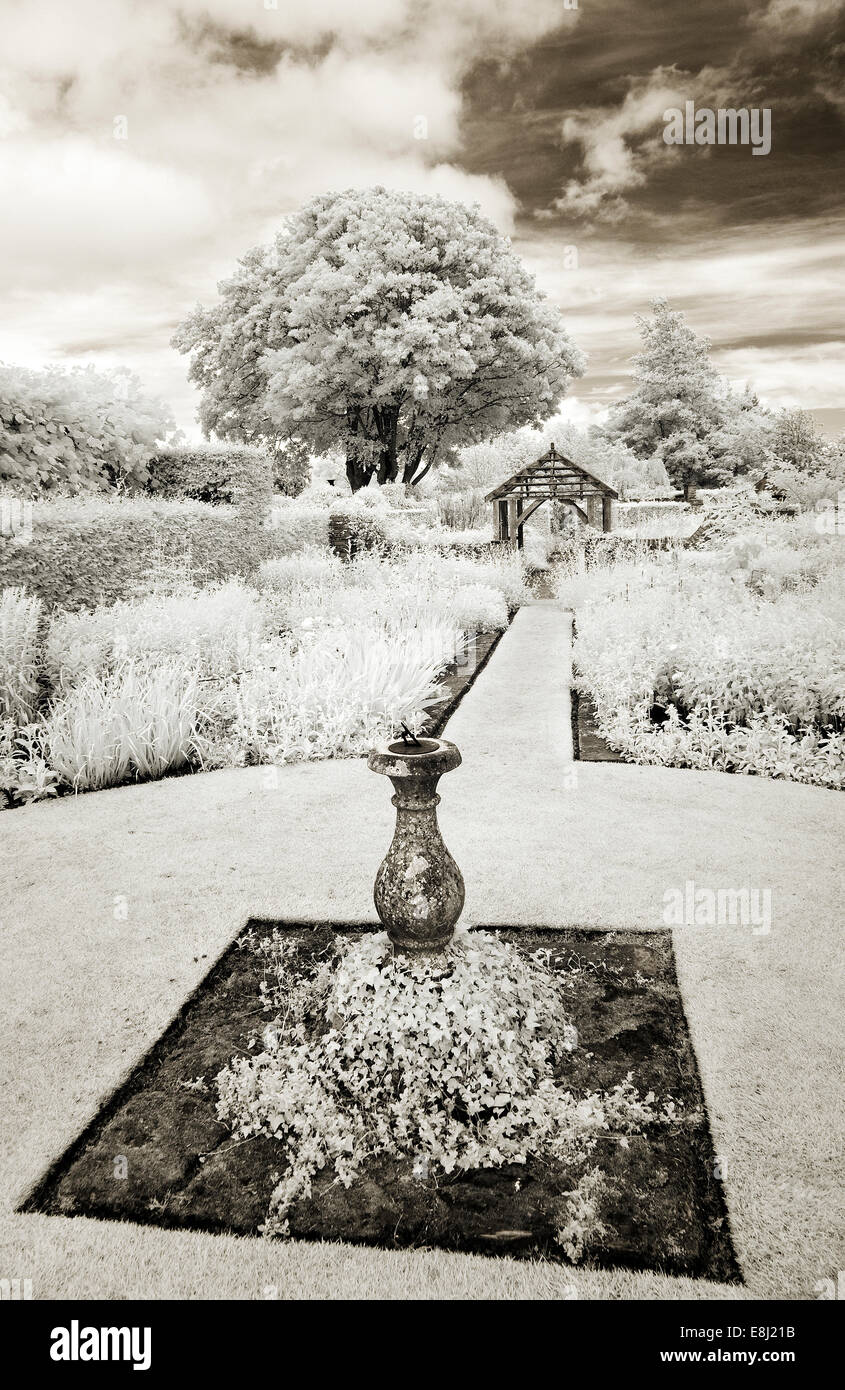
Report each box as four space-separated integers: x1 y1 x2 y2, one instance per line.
606 298 727 501
173 188 584 491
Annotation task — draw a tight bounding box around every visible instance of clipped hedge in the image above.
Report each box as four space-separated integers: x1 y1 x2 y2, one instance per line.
328 499 389 558
265 499 330 554
145 443 273 505
0 496 278 611
146 441 310 503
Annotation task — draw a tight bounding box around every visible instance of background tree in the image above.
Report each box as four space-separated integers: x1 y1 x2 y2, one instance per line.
605 298 726 501
772 407 826 473
708 386 776 485
174 187 584 492
439 414 669 500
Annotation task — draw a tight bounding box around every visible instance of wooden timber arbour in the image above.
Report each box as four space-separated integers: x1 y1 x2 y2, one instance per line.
485 442 618 549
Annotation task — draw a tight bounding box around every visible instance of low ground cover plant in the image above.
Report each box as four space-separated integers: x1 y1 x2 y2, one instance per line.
44 663 201 793
216 926 678 1256
561 523 845 788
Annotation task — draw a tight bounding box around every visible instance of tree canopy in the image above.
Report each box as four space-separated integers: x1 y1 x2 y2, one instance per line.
173 187 585 491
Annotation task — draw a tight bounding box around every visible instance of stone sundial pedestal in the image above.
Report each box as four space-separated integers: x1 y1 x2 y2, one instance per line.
367 737 465 954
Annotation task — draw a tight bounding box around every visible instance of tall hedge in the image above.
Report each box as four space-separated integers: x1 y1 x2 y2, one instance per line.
0 497 278 611
145 443 272 504
146 441 309 503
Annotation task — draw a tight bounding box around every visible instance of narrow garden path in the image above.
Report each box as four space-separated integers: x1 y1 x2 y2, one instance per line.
3 600 843 1298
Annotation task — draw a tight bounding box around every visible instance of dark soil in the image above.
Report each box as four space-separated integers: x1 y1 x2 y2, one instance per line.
571 686 628 763
24 925 740 1280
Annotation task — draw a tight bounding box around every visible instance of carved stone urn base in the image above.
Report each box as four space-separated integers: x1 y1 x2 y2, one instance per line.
367 737 465 954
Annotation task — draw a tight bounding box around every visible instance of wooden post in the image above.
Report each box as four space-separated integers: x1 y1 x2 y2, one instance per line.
496 498 509 541
507 497 519 549
602 496 613 533
585 495 602 530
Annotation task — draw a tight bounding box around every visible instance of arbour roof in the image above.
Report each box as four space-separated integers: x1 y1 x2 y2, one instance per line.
484 443 619 503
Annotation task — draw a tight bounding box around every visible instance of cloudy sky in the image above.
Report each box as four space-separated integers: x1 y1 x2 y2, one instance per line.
2 0 843 437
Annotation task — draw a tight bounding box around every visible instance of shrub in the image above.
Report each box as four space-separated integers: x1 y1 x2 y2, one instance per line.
415 528 493 555
43 662 199 792
440 582 508 633
265 499 330 555
260 549 520 640
216 927 675 1248
569 537 845 787
615 501 696 538
552 533 660 573
0 496 278 611
145 443 273 505
422 550 529 611
208 623 446 765
376 482 438 518
45 580 266 692
258 550 342 604
437 490 487 530
0 587 42 724
0 362 173 496
327 498 389 557
768 460 845 511
2 533 533 798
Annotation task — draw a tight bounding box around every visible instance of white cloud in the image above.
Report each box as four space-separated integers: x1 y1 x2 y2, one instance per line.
0 138 216 285
554 68 690 220
716 344 845 410
517 218 845 411
756 0 844 41
0 0 568 430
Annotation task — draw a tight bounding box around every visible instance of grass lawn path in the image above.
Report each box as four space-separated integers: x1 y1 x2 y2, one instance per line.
3 601 843 1298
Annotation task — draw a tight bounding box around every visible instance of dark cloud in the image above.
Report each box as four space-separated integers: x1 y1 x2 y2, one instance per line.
1 0 841 434
461 0 845 233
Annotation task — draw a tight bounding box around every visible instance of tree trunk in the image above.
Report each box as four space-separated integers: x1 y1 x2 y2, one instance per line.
406 460 433 487
402 431 437 486
374 407 400 485
376 449 399 485
346 408 373 492
401 450 425 485
346 456 373 492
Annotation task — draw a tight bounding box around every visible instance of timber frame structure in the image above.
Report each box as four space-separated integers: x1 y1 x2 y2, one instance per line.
485 442 618 548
